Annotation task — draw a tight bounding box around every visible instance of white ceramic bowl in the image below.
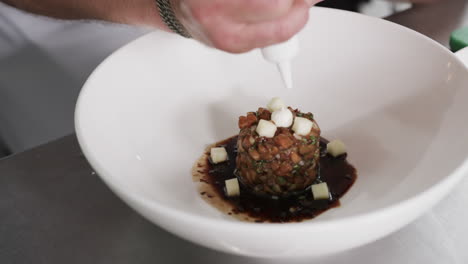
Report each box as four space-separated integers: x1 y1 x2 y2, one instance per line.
75 8 468 258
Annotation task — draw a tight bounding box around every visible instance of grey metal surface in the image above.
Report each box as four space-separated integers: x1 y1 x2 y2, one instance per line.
0 142 9 157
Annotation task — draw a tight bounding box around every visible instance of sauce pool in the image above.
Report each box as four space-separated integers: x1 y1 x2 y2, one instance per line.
193 136 357 223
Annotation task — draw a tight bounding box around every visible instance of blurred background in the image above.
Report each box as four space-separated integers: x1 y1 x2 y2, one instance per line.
0 0 412 158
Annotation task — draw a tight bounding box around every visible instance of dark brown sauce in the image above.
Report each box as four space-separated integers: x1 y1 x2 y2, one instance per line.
194 136 357 223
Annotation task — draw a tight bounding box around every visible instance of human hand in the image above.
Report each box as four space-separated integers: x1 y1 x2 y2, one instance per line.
170 0 321 53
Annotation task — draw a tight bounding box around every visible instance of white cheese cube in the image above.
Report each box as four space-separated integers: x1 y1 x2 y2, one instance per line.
225 178 240 197
256 119 277 138
267 97 286 112
210 147 228 164
311 182 330 200
271 107 293 128
327 139 347 157
292 117 313 136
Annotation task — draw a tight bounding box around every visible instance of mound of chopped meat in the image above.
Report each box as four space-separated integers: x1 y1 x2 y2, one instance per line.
236 107 320 197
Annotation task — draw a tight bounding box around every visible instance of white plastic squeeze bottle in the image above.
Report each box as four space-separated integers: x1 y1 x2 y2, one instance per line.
261 36 299 89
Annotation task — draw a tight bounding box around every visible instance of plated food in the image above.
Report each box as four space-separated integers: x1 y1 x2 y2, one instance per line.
193 97 357 223
76 6 468 256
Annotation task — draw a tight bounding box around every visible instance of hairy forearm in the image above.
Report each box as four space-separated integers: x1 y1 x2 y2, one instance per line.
2 0 169 30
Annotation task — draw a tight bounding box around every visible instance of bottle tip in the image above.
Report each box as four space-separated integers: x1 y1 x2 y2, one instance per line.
277 62 293 89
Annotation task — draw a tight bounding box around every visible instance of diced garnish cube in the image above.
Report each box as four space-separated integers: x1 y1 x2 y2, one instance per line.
311 182 330 200
225 178 240 197
327 139 347 157
271 107 293 127
267 97 286 112
210 147 228 164
292 117 313 136
256 119 277 138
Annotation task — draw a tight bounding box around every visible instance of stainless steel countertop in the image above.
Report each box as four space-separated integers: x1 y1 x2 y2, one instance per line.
1 2 467 263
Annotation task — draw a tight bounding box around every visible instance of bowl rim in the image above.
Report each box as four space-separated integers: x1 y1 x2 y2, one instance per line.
75 7 468 230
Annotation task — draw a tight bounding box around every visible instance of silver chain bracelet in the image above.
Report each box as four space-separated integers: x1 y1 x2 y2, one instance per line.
155 0 192 38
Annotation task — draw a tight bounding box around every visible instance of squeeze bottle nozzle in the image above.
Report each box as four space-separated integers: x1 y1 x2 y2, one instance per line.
261 36 299 89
